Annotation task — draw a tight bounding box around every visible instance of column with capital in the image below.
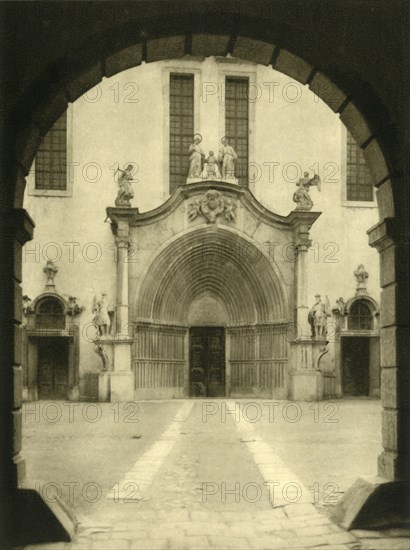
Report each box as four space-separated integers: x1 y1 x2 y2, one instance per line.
288 210 324 400
110 218 134 401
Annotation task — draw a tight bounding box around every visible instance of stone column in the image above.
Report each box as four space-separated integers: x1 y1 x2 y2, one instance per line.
288 210 324 401
368 218 410 481
110 219 134 401
332 217 410 530
1 208 75 544
115 233 130 339
0 209 34 494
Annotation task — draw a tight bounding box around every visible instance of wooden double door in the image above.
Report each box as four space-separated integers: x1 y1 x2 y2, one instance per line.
37 338 69 399
189 327 225 397
341 336 370 396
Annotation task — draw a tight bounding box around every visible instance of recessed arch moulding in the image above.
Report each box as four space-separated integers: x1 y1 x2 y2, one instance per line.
106 180 321 399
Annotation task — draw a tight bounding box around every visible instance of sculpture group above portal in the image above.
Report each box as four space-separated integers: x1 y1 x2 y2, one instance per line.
115 164 134 207
201 151 221 180
187 134 238 184
188 134 205 179
218 137 238 182
188 189 237 224
293 172 321 210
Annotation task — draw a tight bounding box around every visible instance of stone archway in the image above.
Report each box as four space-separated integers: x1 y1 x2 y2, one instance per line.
2 14 408 543
131 225 289 400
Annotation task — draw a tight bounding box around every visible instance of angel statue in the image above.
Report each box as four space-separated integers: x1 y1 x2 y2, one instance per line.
92 293 111 336
115 164 134 205
293 171 321 210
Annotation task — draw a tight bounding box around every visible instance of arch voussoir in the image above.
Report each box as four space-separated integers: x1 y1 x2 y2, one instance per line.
105 43 143 78
191 34 230 57
146 35 186 62
272 49 313 84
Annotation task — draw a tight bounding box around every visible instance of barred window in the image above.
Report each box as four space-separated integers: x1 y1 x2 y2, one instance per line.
35 112 67 190
36 298 65 330
346 131 374 201
348 301 373 330
225 77 249 186
169 74 194 193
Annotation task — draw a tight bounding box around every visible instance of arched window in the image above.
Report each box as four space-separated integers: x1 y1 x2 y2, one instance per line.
36 298 65 329
348 300 373 330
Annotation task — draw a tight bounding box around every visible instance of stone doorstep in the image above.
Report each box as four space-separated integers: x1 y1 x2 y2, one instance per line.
360 539 410 550
352 528 410 538
284 503 318 517
207 536 252 549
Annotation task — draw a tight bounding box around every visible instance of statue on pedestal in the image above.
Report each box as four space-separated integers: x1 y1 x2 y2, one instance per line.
92 293 111 337
293 172 321 210
354 264 369 294
188 134 205 179
314 304 328 340
308 294 330 339
218 137 237 181
116 164 134 205
201 151 221 180
43 260 58 287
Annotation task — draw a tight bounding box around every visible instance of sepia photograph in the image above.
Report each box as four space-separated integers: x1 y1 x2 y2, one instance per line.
0 1 409 549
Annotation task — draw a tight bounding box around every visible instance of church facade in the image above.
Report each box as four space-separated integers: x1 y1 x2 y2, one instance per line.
21 56 381 402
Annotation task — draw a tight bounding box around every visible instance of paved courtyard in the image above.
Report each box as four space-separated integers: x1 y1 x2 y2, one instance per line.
21 399 409 550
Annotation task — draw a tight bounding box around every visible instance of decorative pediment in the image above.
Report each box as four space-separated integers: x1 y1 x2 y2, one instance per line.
187 189 236 224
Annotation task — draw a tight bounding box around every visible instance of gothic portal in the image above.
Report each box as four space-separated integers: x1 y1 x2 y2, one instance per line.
96 180 325 401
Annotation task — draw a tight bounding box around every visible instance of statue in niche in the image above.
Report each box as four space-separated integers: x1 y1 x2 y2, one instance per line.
116 164 134 204
292 172 321 210
94 343 109 371
201 150 221 180
218 137 237 181
92 293 111 336
188 134 205 179
43 260 58 286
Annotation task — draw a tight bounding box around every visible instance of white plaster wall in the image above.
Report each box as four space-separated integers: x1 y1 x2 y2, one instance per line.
23 56 380 377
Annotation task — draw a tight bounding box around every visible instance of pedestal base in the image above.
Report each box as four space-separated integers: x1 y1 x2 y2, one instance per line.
98 372 110 402
331 476 410 529
67 386 79 401
8 487 77 546
110 371 134 402
290 370 323 401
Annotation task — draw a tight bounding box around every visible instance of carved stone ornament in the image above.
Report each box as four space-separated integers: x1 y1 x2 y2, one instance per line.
354 264 369 294
94 343 110 371
67 296 85 316
187 189 237 224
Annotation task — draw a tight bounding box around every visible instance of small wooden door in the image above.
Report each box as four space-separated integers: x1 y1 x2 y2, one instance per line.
189 327 225 397
341 337 370 396
38 338 69 399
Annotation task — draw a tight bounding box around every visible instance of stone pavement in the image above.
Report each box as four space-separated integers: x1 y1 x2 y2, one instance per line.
22 400 410 550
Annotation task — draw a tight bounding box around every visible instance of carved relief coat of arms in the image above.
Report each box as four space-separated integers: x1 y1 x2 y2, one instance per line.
188 189 237 224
